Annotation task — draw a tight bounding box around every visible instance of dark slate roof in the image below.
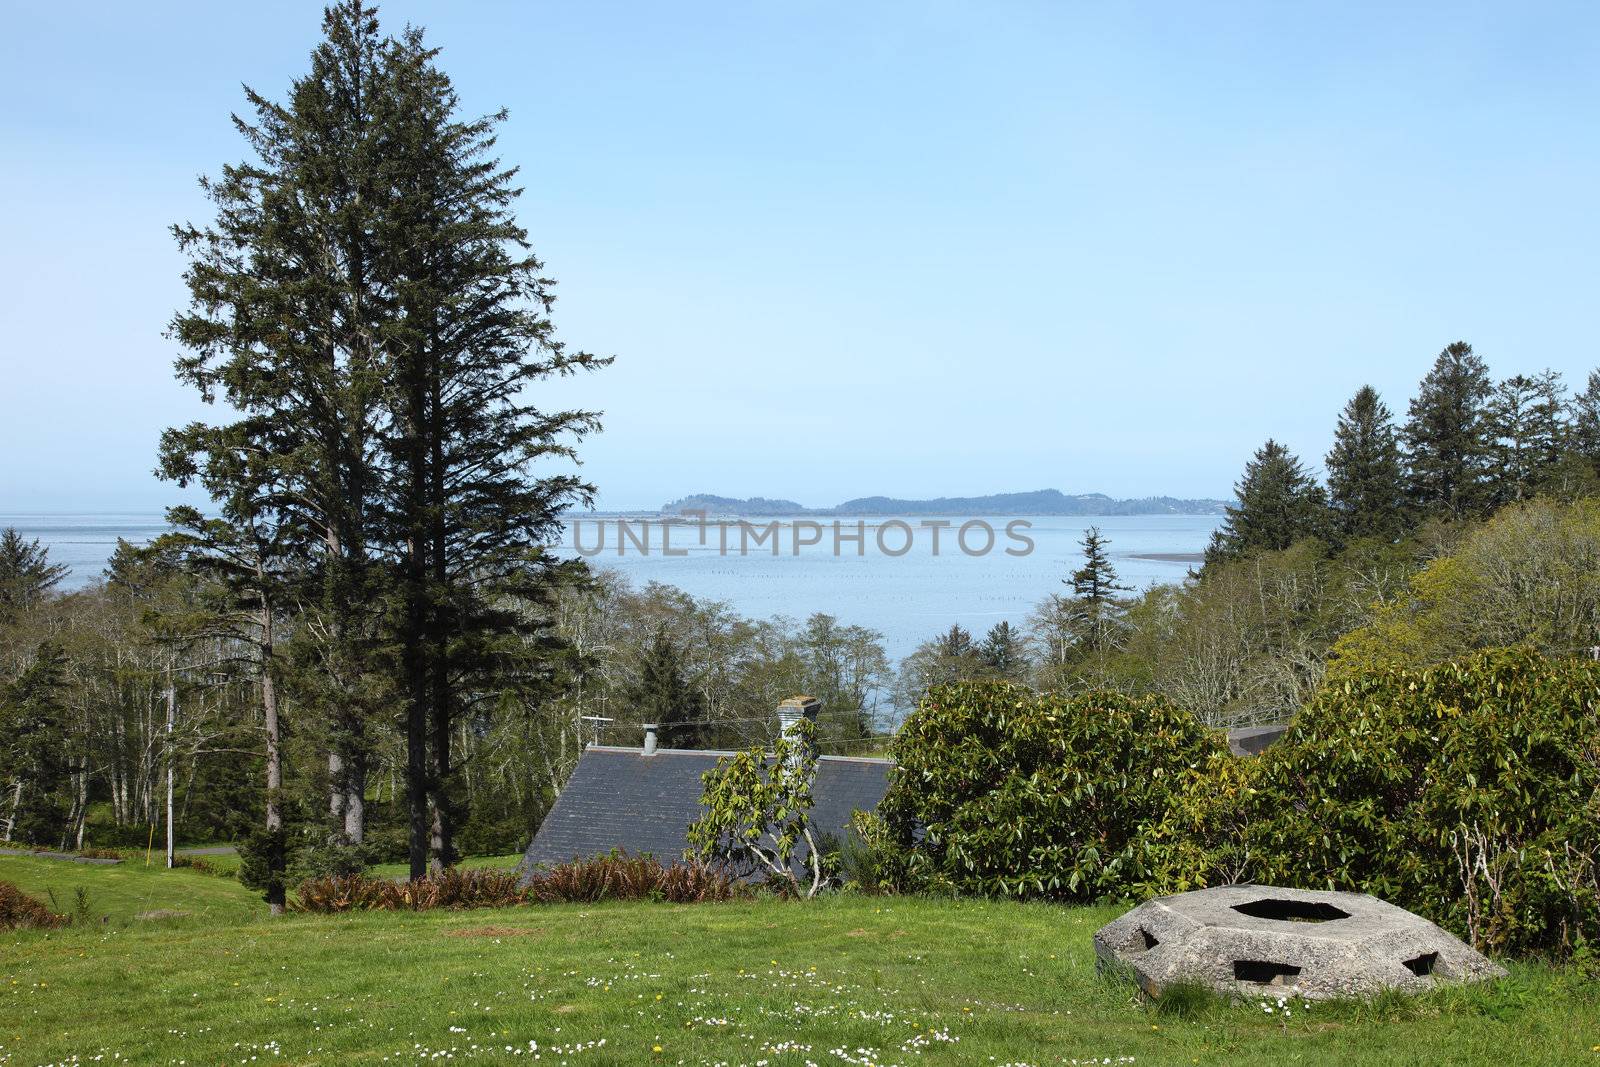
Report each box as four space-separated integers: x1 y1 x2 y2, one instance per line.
520 746 893 877
1226 725 1290 756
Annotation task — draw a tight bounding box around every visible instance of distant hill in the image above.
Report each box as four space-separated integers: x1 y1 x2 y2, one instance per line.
828 490 1227 516
659 494 809 517
652 489 1226 517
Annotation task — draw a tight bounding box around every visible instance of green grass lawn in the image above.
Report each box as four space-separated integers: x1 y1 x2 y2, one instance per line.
368 852 524 879
3 857 1598 1066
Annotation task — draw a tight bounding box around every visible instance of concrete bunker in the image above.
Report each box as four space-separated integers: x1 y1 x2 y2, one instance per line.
1094 885 1505 1001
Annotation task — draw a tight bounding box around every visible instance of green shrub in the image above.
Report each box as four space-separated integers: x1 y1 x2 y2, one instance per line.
1242 649 1600 957
875 681 1227 900
0 880 67 930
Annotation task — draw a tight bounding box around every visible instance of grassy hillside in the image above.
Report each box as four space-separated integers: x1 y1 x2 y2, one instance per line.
2 856 1597 1066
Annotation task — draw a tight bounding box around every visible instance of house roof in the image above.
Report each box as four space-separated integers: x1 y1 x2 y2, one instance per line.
519 745 893 876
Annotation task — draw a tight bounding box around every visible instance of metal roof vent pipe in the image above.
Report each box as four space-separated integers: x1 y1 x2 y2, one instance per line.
642 723 660 756
776 695 821 771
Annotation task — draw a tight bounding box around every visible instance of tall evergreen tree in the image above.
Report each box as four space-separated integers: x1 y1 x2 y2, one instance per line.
154 490 294 912
1067 526 1130 652
0 642 69 845
1403 341 1494 518
166 0 396 850
0 529 69 620
1488 370 1568 504
1205 440 1330 564
1325 386 1407 541
372 27 607 874
630 629 705 749
1069 527 1129 603
166 4 607 878
1570 370 1600 469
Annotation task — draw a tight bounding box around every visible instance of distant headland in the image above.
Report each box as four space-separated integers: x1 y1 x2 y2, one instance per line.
596 490 1229 517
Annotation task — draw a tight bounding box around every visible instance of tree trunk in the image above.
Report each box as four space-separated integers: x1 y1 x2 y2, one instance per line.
2 780 21 842
329 750 347 833
164 673 177 869
261 596 285 916
425 334 457 872
343 752 366 843
74 762 87 850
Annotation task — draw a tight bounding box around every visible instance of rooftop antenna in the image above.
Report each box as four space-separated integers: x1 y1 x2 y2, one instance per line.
579 715 614 747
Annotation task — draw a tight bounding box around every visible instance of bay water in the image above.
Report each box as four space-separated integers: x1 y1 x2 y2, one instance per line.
3 511 1219 662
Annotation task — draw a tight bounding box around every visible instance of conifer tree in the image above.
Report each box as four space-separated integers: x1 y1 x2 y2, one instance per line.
166 1 396 850
1402 341 1494 518
1205 440 1330 564
1325 386 1407 541
0 530 68 620
0 642 69 844
1571 370 1600 469
630 629 706 749
1070 527 1129 603
166 4 607 877
372 26 607 874
979 621 1028 681
1067 526 1131 652
1488 370 1568 504
153 484 294 911
934 624 977 666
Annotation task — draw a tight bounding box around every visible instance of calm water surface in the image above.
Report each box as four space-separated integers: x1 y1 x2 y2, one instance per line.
4 512 1219 662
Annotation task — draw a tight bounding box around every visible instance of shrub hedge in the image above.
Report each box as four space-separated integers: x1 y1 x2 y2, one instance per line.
874 652 1599 959
872 681 1227 899
1229 649 1598 958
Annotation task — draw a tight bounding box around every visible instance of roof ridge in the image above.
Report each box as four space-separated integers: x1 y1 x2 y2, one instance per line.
583 744 894 765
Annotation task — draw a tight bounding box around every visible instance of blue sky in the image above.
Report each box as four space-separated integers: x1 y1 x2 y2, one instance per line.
3 2 1597 511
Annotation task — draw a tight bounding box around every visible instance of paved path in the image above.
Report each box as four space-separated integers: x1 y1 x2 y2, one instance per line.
0 847 121 865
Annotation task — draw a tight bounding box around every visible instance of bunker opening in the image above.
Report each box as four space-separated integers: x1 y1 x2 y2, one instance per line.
1403 951 1439 977
1231 898 1350 923
1233 959 1302 986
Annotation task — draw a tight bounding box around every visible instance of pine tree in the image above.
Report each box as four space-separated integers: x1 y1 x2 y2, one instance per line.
895 623 986 705
1403 341 1494 518
1488 370 1569 504
1570 370 1600 468
372 26 607 874
0 642 69 845
979 621 1028 681
1070 527 1129 603
630 629 706 749
1205 440 1330 564
934 624 977 667
0 529 68 619
166 0 396 850
1325 386 1407 541
1067 526 1130 652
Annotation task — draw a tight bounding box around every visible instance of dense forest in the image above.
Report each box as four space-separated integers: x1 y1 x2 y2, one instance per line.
904 344 1600 725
